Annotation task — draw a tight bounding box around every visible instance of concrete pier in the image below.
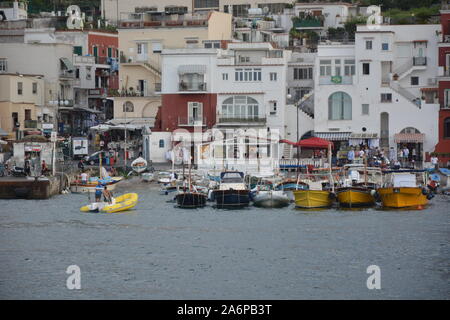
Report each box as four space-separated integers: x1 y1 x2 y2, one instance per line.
0 175 65 199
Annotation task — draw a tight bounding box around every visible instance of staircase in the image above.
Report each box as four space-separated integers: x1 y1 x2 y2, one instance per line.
282 144 293 159
142 61 161 77
392 57 427 81
389 81 421 108
297 92 314 118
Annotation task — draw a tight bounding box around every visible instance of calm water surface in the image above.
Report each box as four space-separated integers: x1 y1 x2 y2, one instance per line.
0 179 449 299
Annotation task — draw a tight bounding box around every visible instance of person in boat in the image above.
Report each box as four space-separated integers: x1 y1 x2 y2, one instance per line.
95 182 104 202
103 186 113 204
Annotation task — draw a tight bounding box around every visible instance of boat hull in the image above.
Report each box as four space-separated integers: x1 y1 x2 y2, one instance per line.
253 191 290 208
293 190 333 208
214 190 250 209
80 193 138 213
336 187 375 207
377 187 428 208
176 192 207 208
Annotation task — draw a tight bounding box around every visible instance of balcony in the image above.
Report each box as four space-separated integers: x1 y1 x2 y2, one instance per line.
178 82 207 92
217 115 266 125
293 16 324 29
413 57 427 66
88 88 107 97
24 120 37 129
119 12 209 29
178 116 206 127
319 75 353 85
59 70 75 79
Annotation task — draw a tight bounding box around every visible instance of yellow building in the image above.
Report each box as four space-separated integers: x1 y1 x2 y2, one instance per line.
112 11 232 127
0 73 44 139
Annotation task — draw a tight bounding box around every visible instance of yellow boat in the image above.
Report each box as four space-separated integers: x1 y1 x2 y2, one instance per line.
377 187 427 208
293 190 333 208
336 187 375 207
80 193 138 213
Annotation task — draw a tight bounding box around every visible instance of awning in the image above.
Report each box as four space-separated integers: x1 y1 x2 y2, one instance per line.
60 57 75 72
314 132 352 141
178 65 206 75
420 87 438 92
350 133 378 139
394 133 425 143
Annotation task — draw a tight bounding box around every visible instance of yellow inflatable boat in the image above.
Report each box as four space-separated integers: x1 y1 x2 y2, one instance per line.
80 193 138 213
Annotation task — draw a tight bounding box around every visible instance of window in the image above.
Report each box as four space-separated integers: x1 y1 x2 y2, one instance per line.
366 40 372 50
204 41 220 49
344 59 355 76
221 96 259 119
234 68 261 82
239 56 250 63
294 68 312 80
188 102 203 122
93 46 98 57
24 109 31 121
411 76 419 85
269 101 277 115
32 82 37 94
362 104 369 115
194 0 219 9
232 4 250 17
123 101 134 112
382 43 389 51
320 60 332 76
257 3 287 14
0 58 7 72
445 118 450 138
108 47 112 57
17 82 23 95
159 139 165 148
328 92 352 120
86 66 92 80
270 72 277 81
165 6 188 14
76 68 80 79
381 93 392 102
362 63 370 75
222 73 228 80
73 46 82 56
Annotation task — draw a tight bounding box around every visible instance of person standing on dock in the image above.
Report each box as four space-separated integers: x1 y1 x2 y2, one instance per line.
347 148 355 164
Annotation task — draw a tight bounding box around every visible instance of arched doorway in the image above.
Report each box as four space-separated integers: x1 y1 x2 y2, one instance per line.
397 127 423 164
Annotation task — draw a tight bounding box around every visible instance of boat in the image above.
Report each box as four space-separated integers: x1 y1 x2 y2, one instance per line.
250 176 290 208
377 171 429 208
80 193 138 213
131 157 147 173
70 176 123 193
141 172 154 182
175 161 208 208
213 171 250 209
293 175 334 209
335 164 380 208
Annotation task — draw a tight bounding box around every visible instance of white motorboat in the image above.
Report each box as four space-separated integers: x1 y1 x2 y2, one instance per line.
141 172 154 182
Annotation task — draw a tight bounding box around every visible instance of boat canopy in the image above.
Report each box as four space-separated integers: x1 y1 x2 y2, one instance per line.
220 171 244 182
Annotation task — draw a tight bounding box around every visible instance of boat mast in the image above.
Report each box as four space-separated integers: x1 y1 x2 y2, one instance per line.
328 143 334 193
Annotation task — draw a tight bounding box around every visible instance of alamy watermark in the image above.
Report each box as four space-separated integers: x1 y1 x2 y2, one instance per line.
66 265 81 290
366 265 381 290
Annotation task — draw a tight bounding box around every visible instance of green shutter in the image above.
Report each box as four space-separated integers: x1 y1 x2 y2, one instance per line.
73 46 82 56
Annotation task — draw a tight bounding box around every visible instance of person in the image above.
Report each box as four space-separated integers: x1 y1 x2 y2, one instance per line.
99 139 105 150
102 186 113 204
389 147 396 162
347 148 355 164
393 159 401 170
403 146 410 162
95 182 104 202
412 148 417 161
41 160 49 175
430 154 439 170
24 157 31 176
427 177 438 194
80 171 88 185
78 159 85 171
358 149 365 159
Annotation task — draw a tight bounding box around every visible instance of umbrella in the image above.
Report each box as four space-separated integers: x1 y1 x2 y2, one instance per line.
0 139 7 145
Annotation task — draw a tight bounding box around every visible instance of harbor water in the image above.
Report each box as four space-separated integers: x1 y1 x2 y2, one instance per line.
0 178 448 299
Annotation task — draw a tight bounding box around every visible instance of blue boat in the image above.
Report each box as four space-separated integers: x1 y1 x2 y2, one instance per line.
213 171 250 209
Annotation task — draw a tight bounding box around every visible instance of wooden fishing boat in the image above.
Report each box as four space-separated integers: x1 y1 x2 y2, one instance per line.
293 189 333 208
213 171 250 209
336 186 375 207
70 176 123 193
131 157 147 173
377 171 429 208
176 191 207 208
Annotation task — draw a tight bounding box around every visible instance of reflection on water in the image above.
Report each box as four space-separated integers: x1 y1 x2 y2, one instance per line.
0 179 449 299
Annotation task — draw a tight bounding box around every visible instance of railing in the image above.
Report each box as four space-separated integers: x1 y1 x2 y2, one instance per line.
413 57 427 66
217 116 266 124
178 117 206 126
24 120 37 129
179 82 206 92
59 70 75 78
119 13 209 29
293 17 324 28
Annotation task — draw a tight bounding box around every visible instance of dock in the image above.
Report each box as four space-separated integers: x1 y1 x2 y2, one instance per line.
0 175 66 199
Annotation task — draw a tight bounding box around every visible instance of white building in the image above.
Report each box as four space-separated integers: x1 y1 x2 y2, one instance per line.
312 24 441 161
0 1 27 21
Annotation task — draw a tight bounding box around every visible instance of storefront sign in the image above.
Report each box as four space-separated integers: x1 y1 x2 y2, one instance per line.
24 143 42 152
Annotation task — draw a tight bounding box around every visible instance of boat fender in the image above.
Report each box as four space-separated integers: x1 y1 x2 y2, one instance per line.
370 189 377 196
421 188 428 195
328 192 336 199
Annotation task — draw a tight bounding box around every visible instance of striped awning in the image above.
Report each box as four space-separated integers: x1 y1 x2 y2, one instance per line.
314 132 352 141
350 133 378 139
178 65 206 75
394 133 425 143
